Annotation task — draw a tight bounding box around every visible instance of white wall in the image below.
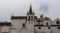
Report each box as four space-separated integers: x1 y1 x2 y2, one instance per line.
35 26 51 33
11 19 27 33
35 26 60 33
26 20 34 33
52 18 60 25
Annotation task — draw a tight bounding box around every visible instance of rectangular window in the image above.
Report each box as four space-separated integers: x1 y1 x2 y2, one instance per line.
48 27 51 29
57 27 60 29
56 21 59 24
23 23 25 27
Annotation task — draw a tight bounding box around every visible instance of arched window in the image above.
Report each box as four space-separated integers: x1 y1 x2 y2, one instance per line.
31 16 33 19
29 16 30 20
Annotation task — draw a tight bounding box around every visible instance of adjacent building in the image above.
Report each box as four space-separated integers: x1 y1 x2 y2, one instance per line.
0 21 11 33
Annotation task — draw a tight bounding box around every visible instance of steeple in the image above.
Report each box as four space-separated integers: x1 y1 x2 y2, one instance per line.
27 5 35 15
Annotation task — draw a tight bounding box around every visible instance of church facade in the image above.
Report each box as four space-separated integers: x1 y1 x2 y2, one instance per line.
0 5 60 33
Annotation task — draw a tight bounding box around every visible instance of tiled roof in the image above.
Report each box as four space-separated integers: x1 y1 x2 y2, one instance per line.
11 16 27 19
0 22 11 26
11 16 37 19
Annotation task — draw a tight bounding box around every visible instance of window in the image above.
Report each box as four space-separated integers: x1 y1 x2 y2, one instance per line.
31 16 33 19
29 16 30 20
57 27 60 29
48 27 51 29
22 23 25 28
29 21 33 24
38 27 41 29
56 21 59 24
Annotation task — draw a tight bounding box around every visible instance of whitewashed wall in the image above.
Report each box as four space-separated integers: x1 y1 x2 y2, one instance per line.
52 18 60 25
11 19 27 33
35 27 51 33
35 26 60 33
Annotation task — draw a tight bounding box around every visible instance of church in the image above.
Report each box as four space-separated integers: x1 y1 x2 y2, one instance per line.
0 5 60 33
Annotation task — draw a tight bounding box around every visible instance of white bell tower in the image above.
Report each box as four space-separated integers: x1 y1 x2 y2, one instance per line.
26 4 35 33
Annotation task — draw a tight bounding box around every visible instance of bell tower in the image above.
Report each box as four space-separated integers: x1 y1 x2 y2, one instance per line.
26 4 35 33
27 5 35 20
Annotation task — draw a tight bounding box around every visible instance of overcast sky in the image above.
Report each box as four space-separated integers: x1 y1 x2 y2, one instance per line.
0 0 60 22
